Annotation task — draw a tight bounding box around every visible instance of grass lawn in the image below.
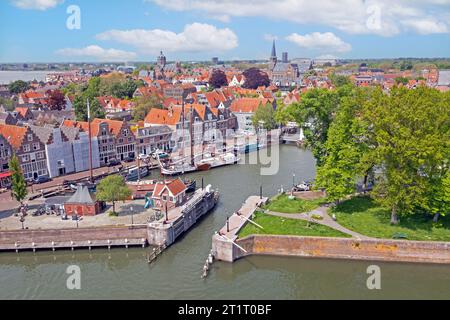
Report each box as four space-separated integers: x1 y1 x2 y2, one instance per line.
332 197 450 242
238 212 351 238
264 194 326 214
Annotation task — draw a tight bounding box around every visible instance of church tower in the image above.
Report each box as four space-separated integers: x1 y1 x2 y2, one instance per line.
157 51 167 68
269 40 277 71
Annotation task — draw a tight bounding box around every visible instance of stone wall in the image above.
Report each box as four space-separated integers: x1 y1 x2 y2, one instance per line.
229 235 450 264
0 225 148 251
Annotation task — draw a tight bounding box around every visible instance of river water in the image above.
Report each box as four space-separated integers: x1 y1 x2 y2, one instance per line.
0 146 449 300
0 71 55 84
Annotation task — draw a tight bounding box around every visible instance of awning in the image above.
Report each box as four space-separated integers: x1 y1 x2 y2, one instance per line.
0 172 12 179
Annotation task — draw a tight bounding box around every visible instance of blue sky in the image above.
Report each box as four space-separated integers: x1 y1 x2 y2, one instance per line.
0 0 449 63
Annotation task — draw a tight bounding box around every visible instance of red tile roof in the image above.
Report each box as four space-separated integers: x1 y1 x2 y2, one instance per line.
0 124 28 149
230 98 270 113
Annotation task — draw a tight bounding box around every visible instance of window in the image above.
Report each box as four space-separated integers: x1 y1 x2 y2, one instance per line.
23 144 30 152
33 143 40 151
27 134 33 142
22 155 30 162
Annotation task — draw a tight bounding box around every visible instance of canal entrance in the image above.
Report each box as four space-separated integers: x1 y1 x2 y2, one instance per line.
0 146 449 299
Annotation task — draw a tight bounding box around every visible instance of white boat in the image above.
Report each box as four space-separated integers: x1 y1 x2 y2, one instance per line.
159 152 240 176
125 166 149 181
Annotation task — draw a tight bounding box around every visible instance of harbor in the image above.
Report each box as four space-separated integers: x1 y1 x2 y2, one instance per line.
0 146 449 300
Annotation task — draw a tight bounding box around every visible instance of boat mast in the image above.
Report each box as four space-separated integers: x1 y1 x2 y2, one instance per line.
87 99 93 183
190 106 194 166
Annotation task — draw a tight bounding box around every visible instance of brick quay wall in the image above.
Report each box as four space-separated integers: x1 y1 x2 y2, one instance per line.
231 235 450 264
0 225 148 251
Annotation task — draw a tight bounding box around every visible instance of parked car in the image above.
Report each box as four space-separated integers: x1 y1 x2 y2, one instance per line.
152 150 169 160
293 181 311 192
34 176 51 185
108 159 121 167
123 156 135 163
138 154 150 161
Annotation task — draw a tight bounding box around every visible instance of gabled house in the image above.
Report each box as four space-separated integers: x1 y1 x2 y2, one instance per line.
151 179 187 211
63 118 136 166
230 98 274 133
0 124 48 181
29 125 76 178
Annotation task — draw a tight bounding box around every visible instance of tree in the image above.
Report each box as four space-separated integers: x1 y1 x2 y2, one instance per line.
0 97 16 112
132 94 163 122
9 155 28 206
74 96 105 122
363 86 449 224
242 68 270 89
330 73 351 88
209 69 228 89
96 175 132 214
8 80 29 94
315 88 371 203
283 87 352 166
252 103 277 131
394 77 409 85
47 90 66 110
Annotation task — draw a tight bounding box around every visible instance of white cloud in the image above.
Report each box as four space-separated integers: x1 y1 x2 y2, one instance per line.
316 54 338 60
401 18 449 34
11 0 63 10
96 23 238 53
150 0 450 36
56 45 137 61
286 32 352 53
263 34 278 41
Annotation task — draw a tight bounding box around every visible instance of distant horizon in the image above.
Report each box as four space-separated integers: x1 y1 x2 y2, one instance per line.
1 1 450 63
2 57 450 66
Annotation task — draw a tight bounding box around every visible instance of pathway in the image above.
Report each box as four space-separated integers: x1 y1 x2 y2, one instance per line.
266 206 371 239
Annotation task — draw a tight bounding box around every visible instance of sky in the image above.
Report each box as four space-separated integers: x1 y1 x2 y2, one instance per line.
0 0 449 63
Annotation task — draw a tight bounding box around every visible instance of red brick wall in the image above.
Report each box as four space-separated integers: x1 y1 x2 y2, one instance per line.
235 235 450 264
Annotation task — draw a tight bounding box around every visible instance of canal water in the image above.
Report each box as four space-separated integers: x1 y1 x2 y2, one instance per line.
0 145 449 299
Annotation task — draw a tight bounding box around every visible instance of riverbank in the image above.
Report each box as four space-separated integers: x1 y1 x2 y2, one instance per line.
212 194 450 264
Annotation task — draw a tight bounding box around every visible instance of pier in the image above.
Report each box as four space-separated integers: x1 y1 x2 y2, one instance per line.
147 186 219 247
212 196 268 263
0 225 148 252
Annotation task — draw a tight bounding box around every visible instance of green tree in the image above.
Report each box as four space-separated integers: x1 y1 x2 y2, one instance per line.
96 175 132 214
8 80 29 94
284 87 352 166
364 87 449 224
9 155 28 206
132 94 163 122
74 97 105 122
0 97 16 111
394 77 409 85
316 88 371 203
252 103 277 131
330 73 351 88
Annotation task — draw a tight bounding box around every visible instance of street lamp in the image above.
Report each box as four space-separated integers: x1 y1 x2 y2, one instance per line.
130 206 134 226
292 173 296 187
20 216 25 230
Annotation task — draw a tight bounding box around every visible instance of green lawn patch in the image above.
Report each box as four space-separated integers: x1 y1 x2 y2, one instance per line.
264 194 326 214
332 196 450 242
239 212 351 238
